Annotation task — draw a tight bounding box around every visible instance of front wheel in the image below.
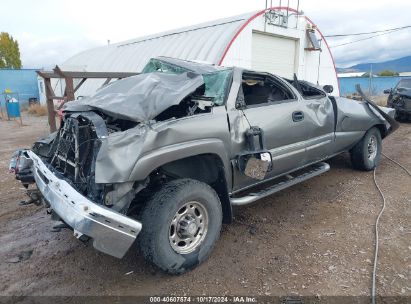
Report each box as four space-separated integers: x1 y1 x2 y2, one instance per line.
138 179 222 274
350 127 382 171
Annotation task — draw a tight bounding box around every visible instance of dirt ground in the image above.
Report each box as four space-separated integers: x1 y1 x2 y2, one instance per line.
0 113 410 298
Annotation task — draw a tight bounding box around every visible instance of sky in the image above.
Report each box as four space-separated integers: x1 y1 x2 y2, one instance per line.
2 0 411 68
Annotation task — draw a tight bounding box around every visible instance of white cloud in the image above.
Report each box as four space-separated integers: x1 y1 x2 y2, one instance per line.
17 33 101 68
303 0 411 67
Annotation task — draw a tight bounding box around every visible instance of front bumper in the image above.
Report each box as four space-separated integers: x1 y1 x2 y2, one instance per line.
28 150 142 258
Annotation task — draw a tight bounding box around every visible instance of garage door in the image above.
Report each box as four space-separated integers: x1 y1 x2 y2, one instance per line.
251 32 297 78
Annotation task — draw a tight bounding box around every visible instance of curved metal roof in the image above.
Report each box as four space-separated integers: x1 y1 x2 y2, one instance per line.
61 8 339 96
62 12 253 73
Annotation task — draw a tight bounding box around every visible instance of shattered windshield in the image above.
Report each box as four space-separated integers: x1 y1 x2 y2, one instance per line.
142 58 232 105
142 59 188 75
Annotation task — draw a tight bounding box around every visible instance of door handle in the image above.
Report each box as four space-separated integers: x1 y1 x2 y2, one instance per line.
292 111 304 122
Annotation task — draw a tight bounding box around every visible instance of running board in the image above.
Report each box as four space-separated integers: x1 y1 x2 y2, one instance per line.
230 162 330 206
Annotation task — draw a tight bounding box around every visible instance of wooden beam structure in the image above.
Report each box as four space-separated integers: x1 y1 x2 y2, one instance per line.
37 66 138 132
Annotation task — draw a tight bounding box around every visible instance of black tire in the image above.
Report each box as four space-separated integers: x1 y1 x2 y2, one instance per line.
350 127 382 171
138 178 222 274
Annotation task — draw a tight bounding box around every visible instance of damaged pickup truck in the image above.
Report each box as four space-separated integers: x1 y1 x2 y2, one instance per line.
385 77 411 121
12 57 398 274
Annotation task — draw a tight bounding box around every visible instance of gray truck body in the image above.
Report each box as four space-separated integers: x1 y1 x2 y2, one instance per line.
21 57 396 259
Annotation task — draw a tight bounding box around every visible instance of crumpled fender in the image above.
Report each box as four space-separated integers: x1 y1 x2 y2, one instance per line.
356 84 399 136
128 137 230 183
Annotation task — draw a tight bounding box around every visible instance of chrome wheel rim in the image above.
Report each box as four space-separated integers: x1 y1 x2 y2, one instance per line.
169 201 208 254
367 135 378 161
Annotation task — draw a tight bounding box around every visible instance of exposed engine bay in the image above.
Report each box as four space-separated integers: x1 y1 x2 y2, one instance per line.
30 76 216 211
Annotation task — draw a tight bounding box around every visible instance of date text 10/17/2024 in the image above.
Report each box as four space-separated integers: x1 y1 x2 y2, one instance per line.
149 296 258 303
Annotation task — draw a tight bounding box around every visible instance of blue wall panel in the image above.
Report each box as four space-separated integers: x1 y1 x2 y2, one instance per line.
0 69 40 104
338 76 405 96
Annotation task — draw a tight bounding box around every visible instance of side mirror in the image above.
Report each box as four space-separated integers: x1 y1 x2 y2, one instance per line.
323 85 334 94
383 89 391 94
237 151 273 180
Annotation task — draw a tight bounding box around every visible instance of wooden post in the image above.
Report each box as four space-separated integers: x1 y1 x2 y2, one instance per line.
44 78 57 132
65 77 75 101
37 68 138 133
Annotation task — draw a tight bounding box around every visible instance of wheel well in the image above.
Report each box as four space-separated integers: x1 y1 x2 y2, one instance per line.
148 154 232 223
373 124 387 139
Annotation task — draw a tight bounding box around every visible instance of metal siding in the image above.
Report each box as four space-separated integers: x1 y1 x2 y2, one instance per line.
63 15 252 97
187 31 211 60
63 14 251 72
63 16 249 96
0 69 40 104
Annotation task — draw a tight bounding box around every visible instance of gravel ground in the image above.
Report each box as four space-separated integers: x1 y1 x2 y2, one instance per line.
0 113 410 298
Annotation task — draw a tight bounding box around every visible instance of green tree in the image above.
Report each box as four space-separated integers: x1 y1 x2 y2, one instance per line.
0 32 22 69
377 70 399 77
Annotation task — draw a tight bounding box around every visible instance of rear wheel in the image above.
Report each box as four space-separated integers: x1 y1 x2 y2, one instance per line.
350 127 382 171
138 179 222 274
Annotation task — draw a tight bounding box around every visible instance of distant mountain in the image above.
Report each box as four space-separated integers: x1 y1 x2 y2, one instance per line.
337 55 411 73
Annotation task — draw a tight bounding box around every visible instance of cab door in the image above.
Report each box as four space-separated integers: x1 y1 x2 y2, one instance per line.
299 93 335 163
228 71 311 192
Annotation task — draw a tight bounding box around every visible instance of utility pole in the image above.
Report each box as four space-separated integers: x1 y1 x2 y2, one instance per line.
368 64 373 96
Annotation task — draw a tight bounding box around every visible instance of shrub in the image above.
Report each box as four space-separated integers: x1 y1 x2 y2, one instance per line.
28 104 48 116
377 70 399 77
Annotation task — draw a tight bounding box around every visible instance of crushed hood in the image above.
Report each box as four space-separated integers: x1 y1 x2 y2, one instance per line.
64 71 204 122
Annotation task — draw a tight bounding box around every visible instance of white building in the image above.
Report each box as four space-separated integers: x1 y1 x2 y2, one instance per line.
337 72 366 78
57 6 340 97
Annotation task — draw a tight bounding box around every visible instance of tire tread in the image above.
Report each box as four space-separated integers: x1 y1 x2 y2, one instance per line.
350 127 382 171
138 178 222 274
